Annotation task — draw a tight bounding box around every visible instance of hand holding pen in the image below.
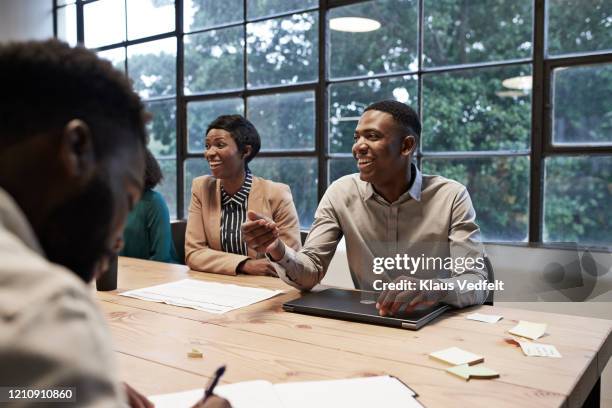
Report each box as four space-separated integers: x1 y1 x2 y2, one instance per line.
191 365 231 408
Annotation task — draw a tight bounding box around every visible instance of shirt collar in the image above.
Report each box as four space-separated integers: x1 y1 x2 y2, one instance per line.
0 187 44 256
364 163 422 203
221 170 253 206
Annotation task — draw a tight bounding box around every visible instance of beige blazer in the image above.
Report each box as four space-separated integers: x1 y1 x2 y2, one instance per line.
185 174 301 275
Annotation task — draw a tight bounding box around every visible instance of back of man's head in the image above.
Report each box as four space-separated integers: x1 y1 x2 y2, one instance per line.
0 39 146 154
0 40 148 281
364 100 421 144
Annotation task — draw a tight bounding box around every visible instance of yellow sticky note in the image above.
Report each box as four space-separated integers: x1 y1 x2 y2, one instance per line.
508 320 547 340
447 364 500 381
187 348 203 358
429 347 484 366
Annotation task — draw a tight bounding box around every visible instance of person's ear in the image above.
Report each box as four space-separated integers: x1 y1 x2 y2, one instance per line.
401 135 416 157
242 145 253 161
58 119 96 184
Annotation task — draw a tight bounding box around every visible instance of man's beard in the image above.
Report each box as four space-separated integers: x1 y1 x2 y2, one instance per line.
38 176 114 282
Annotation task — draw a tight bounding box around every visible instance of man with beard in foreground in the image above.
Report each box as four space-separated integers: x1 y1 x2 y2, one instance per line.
0 40 228 408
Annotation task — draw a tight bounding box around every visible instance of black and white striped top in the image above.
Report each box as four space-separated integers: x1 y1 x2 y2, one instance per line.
220 171 252 256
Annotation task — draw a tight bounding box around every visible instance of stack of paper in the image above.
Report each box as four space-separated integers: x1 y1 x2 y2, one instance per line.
508 320 547 340
120 279 283 314
150 376 424 408
429 347 499 381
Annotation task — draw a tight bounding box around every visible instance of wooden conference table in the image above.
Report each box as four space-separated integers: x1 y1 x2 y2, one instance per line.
95 257 612 408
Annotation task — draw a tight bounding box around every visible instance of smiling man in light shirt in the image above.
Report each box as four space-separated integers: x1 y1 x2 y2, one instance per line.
242 100 488 315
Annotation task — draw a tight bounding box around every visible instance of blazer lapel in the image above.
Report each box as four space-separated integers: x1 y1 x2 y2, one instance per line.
207 178 222 250
246 176 266 258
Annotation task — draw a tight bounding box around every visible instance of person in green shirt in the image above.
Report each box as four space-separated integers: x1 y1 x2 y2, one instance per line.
120 149 179 263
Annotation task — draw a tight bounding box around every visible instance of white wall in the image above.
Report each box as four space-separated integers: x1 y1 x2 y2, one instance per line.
0 0 53 42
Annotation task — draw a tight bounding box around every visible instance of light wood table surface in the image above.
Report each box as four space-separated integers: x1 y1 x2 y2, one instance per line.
95 257 612 408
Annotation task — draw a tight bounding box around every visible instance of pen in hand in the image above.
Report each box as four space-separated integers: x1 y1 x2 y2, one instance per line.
202 365 226 403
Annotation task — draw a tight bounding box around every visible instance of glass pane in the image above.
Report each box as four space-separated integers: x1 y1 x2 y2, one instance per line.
184 0 243 32
128 38 177 99
247 0 317 20
329 158 357 183
329 75 418 154
247 12 318 88
423 0 532 67
544 156 611 245
553 64 612 145
97 47 126 74
184 26 244 94
329 0 418 79
145 99 176 157
156 158 177 219
250 158 318 228
84 0 126 48
184 158 211 216
422 64 532 152
127 0 175 40
247 91 315 151
548 0 612 55
423 157 530 241
187 98 245 153
57 5 77 46
57 0 76 4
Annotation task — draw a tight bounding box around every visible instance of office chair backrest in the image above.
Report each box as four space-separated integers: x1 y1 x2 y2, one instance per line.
484 255 495 306
171 220 187 264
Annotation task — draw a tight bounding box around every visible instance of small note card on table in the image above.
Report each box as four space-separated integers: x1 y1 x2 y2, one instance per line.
429 347 484 366
517 340 562 358
120 279 283 314
508 320 547 340
446 364 500 381
466 313 503 323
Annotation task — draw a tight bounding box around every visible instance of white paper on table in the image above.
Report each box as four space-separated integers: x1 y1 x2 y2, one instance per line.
149 376 423 408
517 340 562 358
466 313 503 323
119 279 283 314
273 376 423 408
508 320 547 340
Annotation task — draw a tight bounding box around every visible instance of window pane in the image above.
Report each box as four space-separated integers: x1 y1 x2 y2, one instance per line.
424 0 532 67
247 91 315 151
548 0 612 55
184 0 243 32
145 99 176 157
423 157 530 241
184 26 244 94
187 98 244 153
184 158 211 216
329 158 357 184
553 64 612 145
544 156 611 245
329 0 418 79
57 5 77 46
127 0 175 40
247 0 317 20
329 75 418 154
84 0 126 48
128 38 177 98
97 48 126 74
422 65 532 152
157 158 177 219
247 12 318 88
250 158 318 227
57 0 76 5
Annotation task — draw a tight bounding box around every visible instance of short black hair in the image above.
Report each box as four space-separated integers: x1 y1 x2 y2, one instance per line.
0 40 147 156
144 149 163 191
364 100 421 144
206 115 261 164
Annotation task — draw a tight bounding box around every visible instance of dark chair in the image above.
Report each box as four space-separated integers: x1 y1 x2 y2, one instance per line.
300 230 308 246
171 220 187 265
484 255 495 306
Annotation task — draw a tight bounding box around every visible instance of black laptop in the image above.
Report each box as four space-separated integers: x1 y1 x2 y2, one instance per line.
282 288 449 330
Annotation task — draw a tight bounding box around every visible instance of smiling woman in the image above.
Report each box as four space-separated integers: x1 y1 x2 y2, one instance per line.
185 115 302 276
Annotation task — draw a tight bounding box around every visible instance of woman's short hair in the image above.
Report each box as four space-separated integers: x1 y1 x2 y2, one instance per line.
206 115 261 164
144 148 163 191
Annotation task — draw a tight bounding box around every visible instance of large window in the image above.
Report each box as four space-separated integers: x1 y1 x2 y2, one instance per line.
54 0 612 246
